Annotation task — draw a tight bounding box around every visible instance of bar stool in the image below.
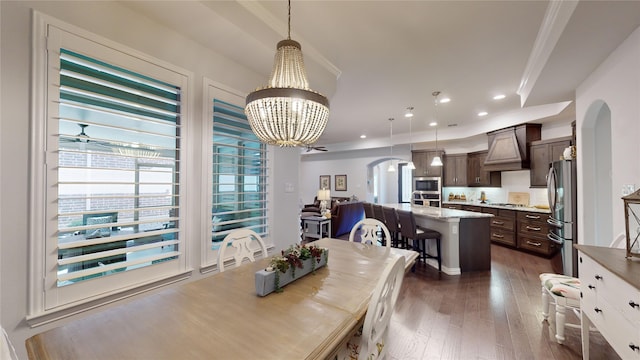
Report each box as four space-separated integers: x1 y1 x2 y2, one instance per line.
397 209 441 271
381 206 402 248
363 202 374 219
371 204 388 245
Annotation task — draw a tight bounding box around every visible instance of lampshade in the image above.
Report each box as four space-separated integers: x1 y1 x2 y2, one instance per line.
245 1 329 147
317 189 331 201
431 155 443 167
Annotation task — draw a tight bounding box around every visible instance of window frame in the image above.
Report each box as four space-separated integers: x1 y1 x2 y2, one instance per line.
201 80 272 270
28 12 194 324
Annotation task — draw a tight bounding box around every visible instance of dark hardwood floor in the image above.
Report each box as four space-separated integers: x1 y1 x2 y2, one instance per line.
387 244 620 360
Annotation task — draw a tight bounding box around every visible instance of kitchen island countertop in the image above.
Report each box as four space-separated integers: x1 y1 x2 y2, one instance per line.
382 203 494 221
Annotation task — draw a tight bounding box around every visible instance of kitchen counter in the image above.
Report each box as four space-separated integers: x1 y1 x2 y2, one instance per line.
383 203 494 220
382 203 492 275
442 201 551 214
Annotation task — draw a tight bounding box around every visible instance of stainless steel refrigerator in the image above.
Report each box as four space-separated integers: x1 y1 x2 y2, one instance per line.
547 159 578 277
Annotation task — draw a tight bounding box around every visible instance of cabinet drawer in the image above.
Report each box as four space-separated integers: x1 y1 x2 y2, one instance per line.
482 207 498 215
590 296 640 358
498 209 516 218
517 235 554 255
580 253 640 325
462 205 482 213
491 228 516 246
517 219 549 238
490 216 515 231
444 204 462 210
517 211 548 223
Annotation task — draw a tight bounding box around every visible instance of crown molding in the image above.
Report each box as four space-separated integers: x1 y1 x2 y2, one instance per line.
237 1 342 79
517 0 578 107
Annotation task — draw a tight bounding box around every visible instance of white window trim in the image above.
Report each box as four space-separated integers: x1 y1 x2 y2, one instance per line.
200 79 273 272
28 11 195 326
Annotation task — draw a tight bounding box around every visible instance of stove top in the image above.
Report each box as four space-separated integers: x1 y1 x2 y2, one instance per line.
490 203 528 208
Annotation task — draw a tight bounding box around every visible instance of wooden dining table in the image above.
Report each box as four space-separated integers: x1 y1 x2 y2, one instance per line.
26 238 418 360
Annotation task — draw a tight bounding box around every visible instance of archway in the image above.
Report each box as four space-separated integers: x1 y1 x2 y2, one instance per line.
581 100 612 246
365 158 404 204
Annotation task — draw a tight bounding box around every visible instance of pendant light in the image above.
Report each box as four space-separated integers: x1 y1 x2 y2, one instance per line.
406 107 416 170
244 0 330 147
387 118 396 172
431 91 443 167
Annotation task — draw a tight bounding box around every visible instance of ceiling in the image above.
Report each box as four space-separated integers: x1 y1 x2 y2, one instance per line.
123 0 640 151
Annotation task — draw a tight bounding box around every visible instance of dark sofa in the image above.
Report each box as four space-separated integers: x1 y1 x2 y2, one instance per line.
331 201 365 238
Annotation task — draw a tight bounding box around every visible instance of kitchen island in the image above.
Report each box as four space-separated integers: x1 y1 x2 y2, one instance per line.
383 203 493 275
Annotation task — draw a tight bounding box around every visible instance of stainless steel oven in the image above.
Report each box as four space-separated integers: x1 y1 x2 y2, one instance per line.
412 177 441 207
414 177 441 192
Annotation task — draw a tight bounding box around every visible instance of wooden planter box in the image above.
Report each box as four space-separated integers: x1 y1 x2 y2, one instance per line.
255 251 328 296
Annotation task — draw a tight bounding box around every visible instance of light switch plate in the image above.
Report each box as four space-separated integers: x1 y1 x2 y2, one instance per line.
285 182 294 193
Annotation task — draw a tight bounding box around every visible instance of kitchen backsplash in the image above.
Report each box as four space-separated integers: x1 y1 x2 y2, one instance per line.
443 170 549 206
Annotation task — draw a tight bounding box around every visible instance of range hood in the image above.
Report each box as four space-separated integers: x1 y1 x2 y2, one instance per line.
483 124 541 172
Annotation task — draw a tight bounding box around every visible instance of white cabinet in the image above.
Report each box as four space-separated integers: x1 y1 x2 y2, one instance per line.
578 248 640 359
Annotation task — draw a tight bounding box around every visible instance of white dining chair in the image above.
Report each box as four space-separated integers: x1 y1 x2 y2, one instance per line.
218 229 268 272
348 218 391 248
337 255 406 360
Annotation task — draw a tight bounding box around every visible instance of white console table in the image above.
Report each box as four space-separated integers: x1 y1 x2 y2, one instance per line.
576 245 640 359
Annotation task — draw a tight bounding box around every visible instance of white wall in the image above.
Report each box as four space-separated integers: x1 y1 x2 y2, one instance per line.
0 2 300 357
299 146 411 204
576 25 640 246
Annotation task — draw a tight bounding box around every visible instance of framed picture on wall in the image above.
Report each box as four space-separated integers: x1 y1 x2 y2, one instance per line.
335 175 347 191
319 175 331 190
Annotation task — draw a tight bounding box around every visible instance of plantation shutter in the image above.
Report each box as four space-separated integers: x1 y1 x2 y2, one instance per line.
55 48 182 285
211 99 268 244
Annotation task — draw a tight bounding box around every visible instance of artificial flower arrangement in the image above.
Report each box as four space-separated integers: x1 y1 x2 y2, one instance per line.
264 243 329 293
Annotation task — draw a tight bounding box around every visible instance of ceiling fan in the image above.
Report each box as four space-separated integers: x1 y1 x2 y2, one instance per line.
305 144 328 152
59 123 160 158
59 123 109 148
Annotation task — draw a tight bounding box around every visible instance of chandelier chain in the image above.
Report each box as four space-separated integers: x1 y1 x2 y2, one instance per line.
288 0 291 40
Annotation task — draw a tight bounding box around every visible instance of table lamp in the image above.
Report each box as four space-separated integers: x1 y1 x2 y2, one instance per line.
317 189 331 214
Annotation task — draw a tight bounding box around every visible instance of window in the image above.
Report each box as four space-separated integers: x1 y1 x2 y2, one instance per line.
30 18 190 317
203 84 268 267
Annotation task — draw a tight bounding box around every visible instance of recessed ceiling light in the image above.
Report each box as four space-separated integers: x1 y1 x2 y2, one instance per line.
439 98 451 104
478 111 488 117
429 121 437 127
493 94 506 100
360 134 367 139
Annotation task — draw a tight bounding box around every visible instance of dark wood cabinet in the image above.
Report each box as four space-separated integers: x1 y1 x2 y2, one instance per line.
529 137 572 187
443 154 467 186
484 124 541 172
443 203 462 210
516 211 558 256
467 151 501 187
412 150 444 177
483 207 517 247
462 205 482 213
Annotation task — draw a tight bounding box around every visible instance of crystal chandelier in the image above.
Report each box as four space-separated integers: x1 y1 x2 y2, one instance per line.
245 0 330 147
